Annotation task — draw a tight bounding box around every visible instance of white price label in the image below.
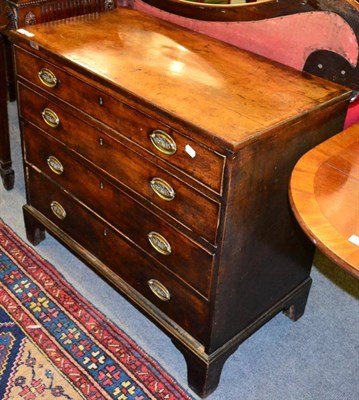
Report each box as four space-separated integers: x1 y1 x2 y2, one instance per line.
348 234 359 246
185 144 196 158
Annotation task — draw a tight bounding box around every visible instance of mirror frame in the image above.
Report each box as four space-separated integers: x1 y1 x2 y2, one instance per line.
140 0 359 22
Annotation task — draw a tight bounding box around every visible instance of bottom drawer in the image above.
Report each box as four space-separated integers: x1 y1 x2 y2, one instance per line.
26 167 210 343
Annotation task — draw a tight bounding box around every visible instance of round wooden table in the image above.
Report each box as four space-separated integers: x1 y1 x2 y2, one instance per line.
289 123 359 279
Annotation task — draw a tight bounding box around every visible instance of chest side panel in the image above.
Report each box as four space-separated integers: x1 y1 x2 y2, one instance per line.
208 98 349 352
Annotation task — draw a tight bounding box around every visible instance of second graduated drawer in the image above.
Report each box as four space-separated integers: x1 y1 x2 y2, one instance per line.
18 85 220 245
15 47 225 194
23 122 215 298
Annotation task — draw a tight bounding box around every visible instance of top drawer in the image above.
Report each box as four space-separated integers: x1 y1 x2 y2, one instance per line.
14 46 225 194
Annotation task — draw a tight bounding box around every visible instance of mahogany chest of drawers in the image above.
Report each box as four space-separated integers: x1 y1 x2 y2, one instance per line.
10 7 351 397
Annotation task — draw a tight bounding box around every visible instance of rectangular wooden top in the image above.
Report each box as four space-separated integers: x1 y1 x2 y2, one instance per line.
11 7 351 151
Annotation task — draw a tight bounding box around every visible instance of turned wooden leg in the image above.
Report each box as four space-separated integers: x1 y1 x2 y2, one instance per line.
172 340 239 398
283 278 312 321
4 35 16 102
23 207 46 246
0 33 14 190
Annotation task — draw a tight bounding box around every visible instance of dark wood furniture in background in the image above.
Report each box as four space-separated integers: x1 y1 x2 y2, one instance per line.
10 8 351 396
0 0 14 189
290 123 359 279
0 0 116 189
0 35 12 189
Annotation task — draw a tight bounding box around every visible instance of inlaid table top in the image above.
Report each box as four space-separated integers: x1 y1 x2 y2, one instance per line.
290 123 359 278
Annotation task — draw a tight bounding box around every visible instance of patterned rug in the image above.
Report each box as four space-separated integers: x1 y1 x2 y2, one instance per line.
0 219 192 400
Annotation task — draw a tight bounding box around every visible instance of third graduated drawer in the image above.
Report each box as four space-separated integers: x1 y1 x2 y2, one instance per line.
22 122 215 299
15 46 225 194
18 84 221 245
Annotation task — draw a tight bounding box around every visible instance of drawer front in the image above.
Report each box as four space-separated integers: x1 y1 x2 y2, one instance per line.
23 124 214 298
15 47 224 194
18 84 220 244
26 167 209 343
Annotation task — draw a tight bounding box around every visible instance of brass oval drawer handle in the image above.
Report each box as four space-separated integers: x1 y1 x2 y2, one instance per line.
148 279 171 301
38 68 58 88
147 231 172 255
149 129 177 155
47 156 64 175
42 108 60 128
150 177 175 201
50 201 66 220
